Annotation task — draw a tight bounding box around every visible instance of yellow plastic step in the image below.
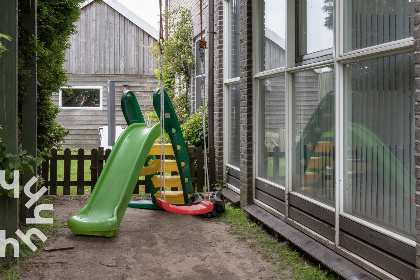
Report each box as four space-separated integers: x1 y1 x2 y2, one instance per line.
141 159 179 175
306 157 323 169
154 191 188 204
306 156 335 169
314 141 333 153
140 159 161 176
148 144 175 156
151 175 183 188
303 172 320 184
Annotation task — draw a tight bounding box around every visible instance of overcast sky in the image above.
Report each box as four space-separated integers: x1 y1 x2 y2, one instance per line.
118 0 160 30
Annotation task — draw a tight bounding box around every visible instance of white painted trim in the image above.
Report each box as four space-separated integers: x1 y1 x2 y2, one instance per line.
289 191 336 212
335 62 344 246
254 200 285 219
81 0 159 40
339 213 415 247
254 67 286 79
224 77 240 85
226 164 240 173
336 37 414 63
227 183 240 194
59 86 103 110
255 177 285 190
286 59 335 73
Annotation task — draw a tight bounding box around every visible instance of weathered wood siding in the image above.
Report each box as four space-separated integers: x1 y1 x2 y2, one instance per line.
56 1 159 149
64 1 157 75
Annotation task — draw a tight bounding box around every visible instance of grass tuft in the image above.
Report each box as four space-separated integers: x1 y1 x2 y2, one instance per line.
217 205 341 280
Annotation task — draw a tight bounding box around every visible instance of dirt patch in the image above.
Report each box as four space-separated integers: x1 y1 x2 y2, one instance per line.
20 196 286 280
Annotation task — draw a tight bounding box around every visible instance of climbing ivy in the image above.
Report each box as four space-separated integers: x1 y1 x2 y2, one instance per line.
152 7 195 124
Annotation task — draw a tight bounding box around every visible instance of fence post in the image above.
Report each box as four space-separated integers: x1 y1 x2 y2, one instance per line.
41 155 49 191
98 147 104 179
196 147 204 193
49 149 57 195
188 146 196 191
77 149 84 195
91 148 98 191
63 148 71 195
273 146 280 180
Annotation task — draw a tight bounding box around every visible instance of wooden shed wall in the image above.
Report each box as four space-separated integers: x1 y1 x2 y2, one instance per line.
57 1 160 149
64 1 158 75
53 74 158 149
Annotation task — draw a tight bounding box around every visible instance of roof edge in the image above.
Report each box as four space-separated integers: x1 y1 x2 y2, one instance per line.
81 0 158 40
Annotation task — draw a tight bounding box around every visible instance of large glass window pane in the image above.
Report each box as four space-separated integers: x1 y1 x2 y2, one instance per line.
257 76 286 185
293 67 335 206
257 0 286 71
344 0 415 52
344 53 415 239
297 0 334 59
227 0 240 79
227 84 241 167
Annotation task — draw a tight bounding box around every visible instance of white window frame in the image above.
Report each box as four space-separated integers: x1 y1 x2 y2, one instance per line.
251 0 416 246
59 86 103 110
223 0 241 185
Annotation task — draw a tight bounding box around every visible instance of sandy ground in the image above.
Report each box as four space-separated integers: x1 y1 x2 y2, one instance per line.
20 196 290 280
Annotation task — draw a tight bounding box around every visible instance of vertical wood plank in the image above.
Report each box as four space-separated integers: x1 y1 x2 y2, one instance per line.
41 156 49 190
98 146 105 177
91 148 98 191
50 149 58 195
109 3 115 74
139 29 144 75
105 148 111 161
188 147 196 191
196 147 204 192
145 176 150 193
77 149 85 195
63 148 71 195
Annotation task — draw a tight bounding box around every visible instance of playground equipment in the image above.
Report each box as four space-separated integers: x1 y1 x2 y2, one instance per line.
67 89 221 237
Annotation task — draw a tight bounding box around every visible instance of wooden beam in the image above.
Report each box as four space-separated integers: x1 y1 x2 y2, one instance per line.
0 0 19 238
20 0 38 222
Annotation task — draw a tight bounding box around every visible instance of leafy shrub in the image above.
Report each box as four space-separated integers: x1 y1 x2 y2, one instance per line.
181 106 208 148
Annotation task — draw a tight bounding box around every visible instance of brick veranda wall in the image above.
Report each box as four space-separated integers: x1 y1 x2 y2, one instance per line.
214 0 224 182
415 1 420 279
239 0 253 206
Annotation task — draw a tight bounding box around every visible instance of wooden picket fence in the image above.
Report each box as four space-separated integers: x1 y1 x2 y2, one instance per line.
39 146 214 196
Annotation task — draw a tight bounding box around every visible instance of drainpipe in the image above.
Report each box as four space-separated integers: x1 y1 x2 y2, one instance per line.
165 0 169 40
208 0 215 187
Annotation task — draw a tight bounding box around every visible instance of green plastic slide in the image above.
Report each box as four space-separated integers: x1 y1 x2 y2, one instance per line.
67 123 160 237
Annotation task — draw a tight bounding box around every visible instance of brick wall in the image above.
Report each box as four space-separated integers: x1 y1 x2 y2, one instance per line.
239 0 253 206
214 0 224 182
413 0 420 278
415 1 420 279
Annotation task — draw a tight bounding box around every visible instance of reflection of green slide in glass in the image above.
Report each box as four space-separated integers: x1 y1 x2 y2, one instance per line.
349 122 415 200
67 123 160 237
295 90 334 174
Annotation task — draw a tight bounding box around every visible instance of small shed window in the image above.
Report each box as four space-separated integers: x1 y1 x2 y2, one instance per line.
59 86 103 109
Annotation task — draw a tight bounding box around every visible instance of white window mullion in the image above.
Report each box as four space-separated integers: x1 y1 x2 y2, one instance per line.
334 0 344 248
